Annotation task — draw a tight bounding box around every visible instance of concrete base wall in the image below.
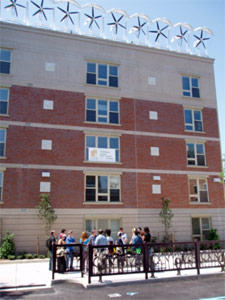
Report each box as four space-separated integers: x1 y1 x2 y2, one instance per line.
0 208 224 253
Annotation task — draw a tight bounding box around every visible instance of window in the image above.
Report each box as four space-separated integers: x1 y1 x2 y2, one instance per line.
0 171 3 202
189 178 209 203
182 76 200 98
0 49 12 74
192 217 211 240
0 88 9 115
85 135 119 162
86 98 119 124
86 62 118 87
85 175 120 202
85 218 120 240
186 142 206 166
0 129 6 157
184 109 203 132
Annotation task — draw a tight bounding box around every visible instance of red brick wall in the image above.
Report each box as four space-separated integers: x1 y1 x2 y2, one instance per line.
2 169 224 209
1 85 223 210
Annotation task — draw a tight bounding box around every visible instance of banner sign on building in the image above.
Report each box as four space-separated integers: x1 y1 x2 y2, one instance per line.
89 148 116 162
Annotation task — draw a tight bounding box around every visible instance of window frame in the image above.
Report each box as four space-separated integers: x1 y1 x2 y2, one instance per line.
192 216 211 241
85 174 121 203
86 61 119 88
184 108 203 132
0 87 10 115
0 48 12 75
0 128 6 157
85 218 121 240
188 178 209 203
85 97 120 125
0 171 3 202
182 75 200 98
186 142 206 166
85 134 120 163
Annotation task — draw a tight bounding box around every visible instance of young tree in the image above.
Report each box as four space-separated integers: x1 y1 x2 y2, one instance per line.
36 194 57 236
159 197 174 242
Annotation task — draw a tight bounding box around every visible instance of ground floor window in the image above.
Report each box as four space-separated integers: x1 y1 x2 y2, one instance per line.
192 217 211 241
85 218 120 241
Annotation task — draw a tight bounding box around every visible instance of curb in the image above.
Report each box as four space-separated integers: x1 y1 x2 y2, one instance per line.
51 272 225 289
0 259 49 264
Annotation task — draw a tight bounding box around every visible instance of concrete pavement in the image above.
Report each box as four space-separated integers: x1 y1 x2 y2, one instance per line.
0 259 224 291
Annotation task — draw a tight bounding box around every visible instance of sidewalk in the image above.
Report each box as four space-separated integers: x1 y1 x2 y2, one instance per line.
0 259 224 291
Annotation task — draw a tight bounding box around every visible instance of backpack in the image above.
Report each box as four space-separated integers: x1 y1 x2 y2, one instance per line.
46 237 52 250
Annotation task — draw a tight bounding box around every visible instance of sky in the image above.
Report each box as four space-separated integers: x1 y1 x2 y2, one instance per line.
78 0 225 158
1 0 225 158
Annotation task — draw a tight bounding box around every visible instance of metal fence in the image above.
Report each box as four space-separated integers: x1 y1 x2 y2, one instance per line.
52 240 225 283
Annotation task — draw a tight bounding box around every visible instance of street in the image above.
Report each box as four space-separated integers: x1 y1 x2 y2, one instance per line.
1 274 224 300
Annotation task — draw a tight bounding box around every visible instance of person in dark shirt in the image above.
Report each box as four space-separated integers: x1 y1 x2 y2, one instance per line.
142 227 151 243
48 230 56 271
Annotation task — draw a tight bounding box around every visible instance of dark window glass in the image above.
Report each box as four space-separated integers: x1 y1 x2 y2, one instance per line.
194 110 201 120
0 62 10 74
85 189 96 201
192 218 200 235
109 112 119 124
0 102 8 114
192 87 200 98
182 77 190 90
187 144 195 158
109 66 118 76
197 155 205 166
98 176 107 193
200 191 208 202
86 176 95 187
109 76 118 87
110 190 120 202
0 144 5 156
183 91 190 97
86 73 96 84
0 49 11 61
98 80 107 86
87 62 96 73
86 110 96 122
110 101 118 112
86 98 96 109
98 195 108 201
98 64 107 79
184 110 192 124
195 121 202 132
191 78 199 87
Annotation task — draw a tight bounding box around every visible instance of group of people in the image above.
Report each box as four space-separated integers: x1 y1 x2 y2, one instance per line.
47 226 152 273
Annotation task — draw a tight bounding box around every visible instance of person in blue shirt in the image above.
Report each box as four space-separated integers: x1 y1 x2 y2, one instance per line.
66 230 75 270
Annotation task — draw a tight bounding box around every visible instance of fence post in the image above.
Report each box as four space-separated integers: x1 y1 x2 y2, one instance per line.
194 240 200 275
88 244 92 284
144 243 148 280
52 242 56 280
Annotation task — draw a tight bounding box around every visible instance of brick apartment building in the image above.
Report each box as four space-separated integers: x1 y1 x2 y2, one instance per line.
0 20 224 252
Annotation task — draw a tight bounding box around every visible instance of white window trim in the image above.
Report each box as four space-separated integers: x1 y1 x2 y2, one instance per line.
85 97 120 125
0 128 7 158
85 174 121 203
191 216 211 241
0 47 13 76
85 134 120 162
182 75 200 98
0 86 10 116
86 61 119 87
0 170 4 203
188 178 209 204
186 142 206 166
184 108 204 132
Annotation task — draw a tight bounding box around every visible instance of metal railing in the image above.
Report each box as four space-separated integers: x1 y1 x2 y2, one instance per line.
52 240 225 283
